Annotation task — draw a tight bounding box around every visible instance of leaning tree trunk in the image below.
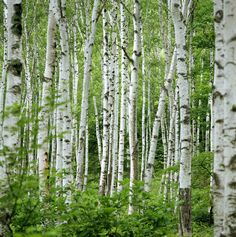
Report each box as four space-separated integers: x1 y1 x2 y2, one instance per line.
57 0 73 193
140 21 146 181
0 2 8 141
128 0 141 215
99 7 110 195
0 1 22 235
144 49 176 192
93 96 102 163
38 0 56 194
221 0 236 236
172 0 192 236
212 1 224 236
76 0 99 190
117 0 129 193
0 1 8 178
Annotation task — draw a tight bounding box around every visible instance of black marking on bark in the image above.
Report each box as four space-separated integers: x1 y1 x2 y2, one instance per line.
215 60 224 70
12 43 20 50
11 4 22 36
216 119 224 124
229 155 236 171
228 182 236 189
10 85 21 95
183 116 190 124
214 10 223 23
231 105 236 112
228 35 236 44
8 59 22 76
213 91 224 101
213 172 220 187
174 3 179 8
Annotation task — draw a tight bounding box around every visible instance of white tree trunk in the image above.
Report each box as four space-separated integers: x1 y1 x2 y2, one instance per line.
0 1 22 235
221 1 236 236
172 0 192 235
71 7 79 167
144 49 177 192
57 0 73 191
99 8 110 195
38 0 56 193
140 22 146 181
212 1 224 236
0 1 8 179
83 123 89 191
117 1 129 193
128 0 141 214
111 47 119 196
93 96 102 163
76 0 99 190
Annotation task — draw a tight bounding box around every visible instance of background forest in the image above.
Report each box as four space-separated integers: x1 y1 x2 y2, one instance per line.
0 0 219 236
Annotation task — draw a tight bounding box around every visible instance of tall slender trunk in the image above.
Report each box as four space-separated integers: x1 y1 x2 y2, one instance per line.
57 0 73 191
99 8 110 195
172 0 192 235
128 0 141 214
93 96 102 163
71 3 79 167
0 1 8 178
38 0 56 192
0 1 22 235
23 6 35 171
117 1 129 193
83 123 89 191
144 49 177 192
76 0 99 190
212 1 224 236
221 0 236 235
0 2 7 139
111 47 119 196
140 22 146 181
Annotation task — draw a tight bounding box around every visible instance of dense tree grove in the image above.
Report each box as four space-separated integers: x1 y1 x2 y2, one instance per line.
0 0 235 236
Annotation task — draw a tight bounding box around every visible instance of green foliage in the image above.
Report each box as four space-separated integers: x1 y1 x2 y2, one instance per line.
7 179 177 236
191 152 213 230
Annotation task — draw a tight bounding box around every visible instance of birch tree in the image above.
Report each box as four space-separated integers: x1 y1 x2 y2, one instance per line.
0 0 22 235
99 7 110 195
144 50 177 192
128 0 141 214
172 0 192 235
212 1 224 236
93 96 102 163
57 0 73 190
38 0 56 193
117 0 129 193
221 0 236 235
76 0 99 190
140 22 146 181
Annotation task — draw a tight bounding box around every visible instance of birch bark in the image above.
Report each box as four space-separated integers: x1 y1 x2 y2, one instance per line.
212 1 224 235
221 0 236 235
117 1 129 193
99 8 110 195
140 22 146 181
57 0 73 190
76 0 99 190
0 0 22 235
172 0 192 235
38 0 56 192
128 0 141 214
111 46 119 196
93 96 102 163
144 49 177 192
